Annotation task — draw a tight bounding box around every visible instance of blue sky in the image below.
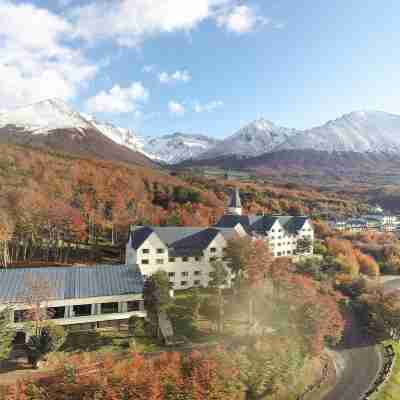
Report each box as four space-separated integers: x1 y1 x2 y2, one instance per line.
1 0 400 137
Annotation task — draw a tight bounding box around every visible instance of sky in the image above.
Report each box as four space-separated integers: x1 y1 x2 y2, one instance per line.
1 0 400 138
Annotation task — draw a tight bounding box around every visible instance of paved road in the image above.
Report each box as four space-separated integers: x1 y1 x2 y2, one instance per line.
323 278 400 400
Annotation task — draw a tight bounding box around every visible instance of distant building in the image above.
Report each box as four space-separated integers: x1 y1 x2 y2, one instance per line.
331 212 398 233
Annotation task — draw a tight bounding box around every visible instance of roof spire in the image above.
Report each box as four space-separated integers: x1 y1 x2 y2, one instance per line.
227 187 242 215
127 225 134 248
229 187 242 208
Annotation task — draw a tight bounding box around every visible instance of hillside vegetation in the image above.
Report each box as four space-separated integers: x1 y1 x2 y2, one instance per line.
0 143 370 265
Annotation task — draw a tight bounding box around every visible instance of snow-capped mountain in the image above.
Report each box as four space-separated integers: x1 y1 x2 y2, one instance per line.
85 116 149 156
0 98 92 134
276 111 400 153
0 99 154 167
143 132 219 164
199 118 299 159
3 99 400 167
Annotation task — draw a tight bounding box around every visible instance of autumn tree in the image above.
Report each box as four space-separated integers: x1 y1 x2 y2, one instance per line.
0 308 16 361
0 210 13 267
359 290 400 340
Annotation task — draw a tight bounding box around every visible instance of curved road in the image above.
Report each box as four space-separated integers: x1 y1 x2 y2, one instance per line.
322 278 400 400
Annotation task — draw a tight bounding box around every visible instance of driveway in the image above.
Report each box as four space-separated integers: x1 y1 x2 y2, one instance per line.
322 277 400 400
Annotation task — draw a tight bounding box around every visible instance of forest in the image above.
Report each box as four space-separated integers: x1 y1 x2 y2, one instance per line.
0 143 371 267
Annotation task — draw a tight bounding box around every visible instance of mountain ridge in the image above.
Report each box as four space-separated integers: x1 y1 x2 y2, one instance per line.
2 99 400 165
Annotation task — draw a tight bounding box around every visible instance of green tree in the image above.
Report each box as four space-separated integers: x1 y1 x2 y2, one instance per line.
26 323 66 368
209 260 229 333
0 309 16 361
296 237 312 255
143 270 172 338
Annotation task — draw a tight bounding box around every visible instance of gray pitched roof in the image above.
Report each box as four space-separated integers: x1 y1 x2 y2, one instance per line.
229 188 242 208
171 228 220 251
215 214 310 235
0 264 143 303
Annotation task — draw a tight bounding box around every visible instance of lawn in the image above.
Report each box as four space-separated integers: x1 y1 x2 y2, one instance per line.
60 329 163 355
372 341 400 400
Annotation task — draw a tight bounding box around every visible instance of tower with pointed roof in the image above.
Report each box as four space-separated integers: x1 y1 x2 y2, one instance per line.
126 227 137 266
226 187 242 216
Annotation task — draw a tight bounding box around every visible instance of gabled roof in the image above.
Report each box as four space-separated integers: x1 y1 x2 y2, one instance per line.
172 228 221 252
280 216 308 233
0 264 143 304
215 214 310 235
214 215 252 229
229 188 242 208
128 226 154 250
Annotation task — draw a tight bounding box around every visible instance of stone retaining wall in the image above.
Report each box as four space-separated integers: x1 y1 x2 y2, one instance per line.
361 344 396 400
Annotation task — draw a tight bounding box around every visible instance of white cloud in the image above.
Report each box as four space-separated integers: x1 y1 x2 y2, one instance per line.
69 0 265 47
158 69 191 84
168 101 185 116
216 5 268 34
194 100 223 113
0 1 98 109
85 82 149 113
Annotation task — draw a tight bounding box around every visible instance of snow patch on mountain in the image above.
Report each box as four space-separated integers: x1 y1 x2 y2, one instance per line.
143 133 219 164
200 118 299 159
277 111 400 153
0 99 92 134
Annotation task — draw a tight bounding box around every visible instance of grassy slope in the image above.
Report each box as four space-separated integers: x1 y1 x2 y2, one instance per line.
373 341 400 400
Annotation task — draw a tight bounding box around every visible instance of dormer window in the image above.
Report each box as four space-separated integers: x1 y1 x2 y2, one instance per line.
210 248 217 253
142 249 150 254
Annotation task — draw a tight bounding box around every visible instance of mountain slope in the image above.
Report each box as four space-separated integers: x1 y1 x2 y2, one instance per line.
0 99 155 167
277 111 400 153
143 132 219 164
199 118 299 159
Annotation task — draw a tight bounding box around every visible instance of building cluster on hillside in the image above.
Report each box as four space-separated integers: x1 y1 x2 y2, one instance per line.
0 188 314 339
330 205 398 233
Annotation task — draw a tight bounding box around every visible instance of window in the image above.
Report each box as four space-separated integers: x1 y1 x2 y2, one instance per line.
182 271 189 276
277 252 282 256
195 256 201 262
127 301 141 312
101 302 119 314
181 281 188 286
142 259 149 264
157 248 165 254
182 257 189 262
168 272 175 278
156 259 164 265
169 257 175 263
47 306 65 319
194 280 201 286
194 270 201 276
14 309 29 323
210 247 217 253
73 304 92 317
209 257 217 262
142 248 150 254
287 251 291 255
